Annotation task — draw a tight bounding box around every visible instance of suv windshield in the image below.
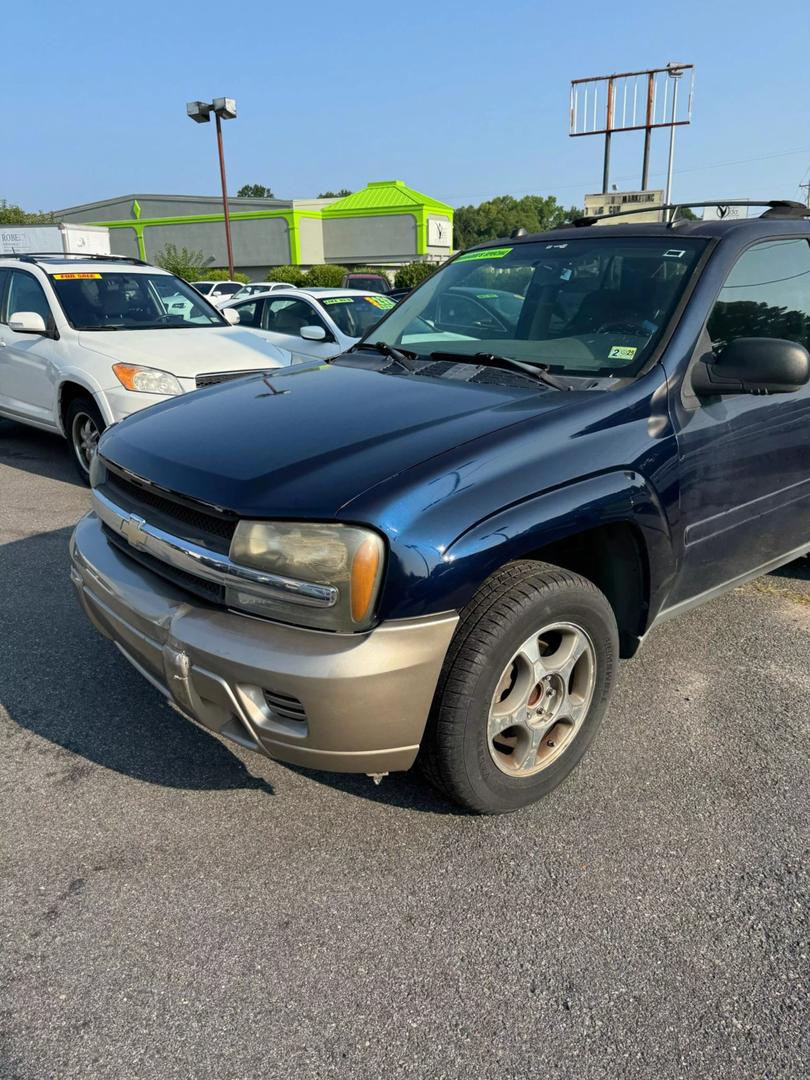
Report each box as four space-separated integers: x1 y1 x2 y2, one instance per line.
366 236 706 377
322 294 397 337
50 272 225 330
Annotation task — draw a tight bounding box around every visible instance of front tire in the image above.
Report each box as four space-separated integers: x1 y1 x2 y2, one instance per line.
65 396 105 484
420 561 618 814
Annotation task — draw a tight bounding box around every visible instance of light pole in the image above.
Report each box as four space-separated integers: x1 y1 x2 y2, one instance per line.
664 64 685 210
186 97 237 278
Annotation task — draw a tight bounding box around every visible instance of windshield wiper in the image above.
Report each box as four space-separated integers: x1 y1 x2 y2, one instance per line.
341 341 420 371
428 351 568 390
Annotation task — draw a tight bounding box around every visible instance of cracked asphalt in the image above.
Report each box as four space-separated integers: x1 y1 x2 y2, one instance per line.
1 420 808 1079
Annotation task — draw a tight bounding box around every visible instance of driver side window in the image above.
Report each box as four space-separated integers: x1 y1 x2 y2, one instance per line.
707 238 810 353
7 271 52 324
262 298 327 337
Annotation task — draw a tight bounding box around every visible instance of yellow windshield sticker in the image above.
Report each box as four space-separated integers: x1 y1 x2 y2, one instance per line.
51 272 103 280
323 297 353 305
364 296 396 309
608 345 638 361
456 247 513 263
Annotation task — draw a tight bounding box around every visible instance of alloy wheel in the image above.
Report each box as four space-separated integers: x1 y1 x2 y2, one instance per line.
71 412 100 474
487 622 597 777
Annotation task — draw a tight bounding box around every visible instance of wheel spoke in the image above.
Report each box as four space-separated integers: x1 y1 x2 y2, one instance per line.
544 627 589 682
515 725 544 771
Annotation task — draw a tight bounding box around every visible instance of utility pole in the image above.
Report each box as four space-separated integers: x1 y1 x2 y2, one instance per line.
800 180 810 209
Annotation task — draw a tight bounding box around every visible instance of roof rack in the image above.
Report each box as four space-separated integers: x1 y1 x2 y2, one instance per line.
568 200 810 228
0 252 149 266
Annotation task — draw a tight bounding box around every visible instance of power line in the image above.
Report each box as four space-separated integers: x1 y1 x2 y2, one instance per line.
444 144 810 205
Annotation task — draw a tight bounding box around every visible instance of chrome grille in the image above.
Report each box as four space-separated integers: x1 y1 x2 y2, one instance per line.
102 524 226 604
103 466 237 553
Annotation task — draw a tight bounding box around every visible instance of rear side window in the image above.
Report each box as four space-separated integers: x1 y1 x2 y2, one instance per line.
7 271 52 324
708 238 810 352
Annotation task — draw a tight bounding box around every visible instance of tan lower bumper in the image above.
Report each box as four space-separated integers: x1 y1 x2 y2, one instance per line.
70 513 458 774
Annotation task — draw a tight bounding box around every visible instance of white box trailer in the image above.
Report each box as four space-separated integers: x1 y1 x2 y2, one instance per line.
0 223 111 256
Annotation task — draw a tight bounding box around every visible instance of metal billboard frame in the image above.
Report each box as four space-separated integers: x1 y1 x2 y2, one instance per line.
569 64 695 196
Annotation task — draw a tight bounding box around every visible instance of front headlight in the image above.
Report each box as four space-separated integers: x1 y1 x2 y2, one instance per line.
112 363 183 396
228 521 386 632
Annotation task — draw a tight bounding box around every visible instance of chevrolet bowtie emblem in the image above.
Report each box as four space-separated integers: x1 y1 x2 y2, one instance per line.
121 513 148 549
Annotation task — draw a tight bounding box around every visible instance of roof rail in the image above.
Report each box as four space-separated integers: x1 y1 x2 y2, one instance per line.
568 200 810 228
0 252 150 266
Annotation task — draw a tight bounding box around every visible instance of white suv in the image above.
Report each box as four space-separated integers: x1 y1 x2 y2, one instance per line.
0 254 289 480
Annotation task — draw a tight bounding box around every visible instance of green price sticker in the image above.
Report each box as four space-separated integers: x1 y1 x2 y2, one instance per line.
456 247 513 263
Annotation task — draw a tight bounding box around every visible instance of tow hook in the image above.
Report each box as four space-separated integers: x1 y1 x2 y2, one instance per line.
366 772 389 786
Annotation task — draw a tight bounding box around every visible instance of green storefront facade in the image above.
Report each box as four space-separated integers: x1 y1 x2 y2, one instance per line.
55 181 454 278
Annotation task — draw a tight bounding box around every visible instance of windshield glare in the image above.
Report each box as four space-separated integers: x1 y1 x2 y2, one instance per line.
50 272 226 330
322 294 397 337
367 237 706 377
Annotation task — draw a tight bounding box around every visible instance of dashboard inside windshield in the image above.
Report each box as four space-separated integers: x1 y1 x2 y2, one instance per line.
368 236 706 377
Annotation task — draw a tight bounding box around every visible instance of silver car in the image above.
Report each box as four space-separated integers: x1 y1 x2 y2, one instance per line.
221 287 398 362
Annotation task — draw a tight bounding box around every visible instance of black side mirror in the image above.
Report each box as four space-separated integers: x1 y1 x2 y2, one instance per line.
693 337 810 396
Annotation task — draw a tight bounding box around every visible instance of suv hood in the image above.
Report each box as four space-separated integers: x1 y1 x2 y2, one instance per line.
80 326 290 379
98 361 581 518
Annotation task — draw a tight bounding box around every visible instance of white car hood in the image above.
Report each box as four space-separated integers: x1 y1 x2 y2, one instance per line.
78 326 290 379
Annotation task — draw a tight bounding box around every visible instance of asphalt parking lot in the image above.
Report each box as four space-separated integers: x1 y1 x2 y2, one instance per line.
1 420 808 1080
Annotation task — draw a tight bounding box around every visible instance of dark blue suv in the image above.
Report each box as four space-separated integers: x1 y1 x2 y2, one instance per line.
70 201 810 813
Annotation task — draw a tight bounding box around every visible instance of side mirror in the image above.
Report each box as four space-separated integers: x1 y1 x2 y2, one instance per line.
693 337 810 396
9 311 48 335
222 308 240 325
300 325 327 342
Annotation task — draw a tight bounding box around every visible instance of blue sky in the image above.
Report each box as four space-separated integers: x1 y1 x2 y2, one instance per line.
4 0 810 212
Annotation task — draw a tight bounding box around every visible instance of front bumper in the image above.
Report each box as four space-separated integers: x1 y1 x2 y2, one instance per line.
70 513 458 773
99 386 179 426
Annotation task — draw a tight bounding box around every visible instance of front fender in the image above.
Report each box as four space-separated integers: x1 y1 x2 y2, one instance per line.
381 471 676 625
55 370 114 434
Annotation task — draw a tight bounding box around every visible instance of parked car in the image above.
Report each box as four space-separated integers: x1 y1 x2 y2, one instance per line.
229 282 295 302
341 272 392 294
221 287 397 361
0 254 289 479
193 280 243 303
70 201 810 812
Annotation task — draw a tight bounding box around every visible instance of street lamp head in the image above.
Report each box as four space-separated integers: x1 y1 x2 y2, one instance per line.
666 62 686 78
213 97 237 120
186 101 212 123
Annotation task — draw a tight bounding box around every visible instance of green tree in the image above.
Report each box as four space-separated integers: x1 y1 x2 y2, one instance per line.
236 184 275 198
317 189 352 198
154 243 211 281
453 195 581 249
205 267 250 284
0 202 55 225
303 264 348 287
265 265 307 287
394 262 438 290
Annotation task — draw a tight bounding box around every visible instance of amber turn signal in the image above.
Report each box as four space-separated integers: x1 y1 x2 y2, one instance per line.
351 536 382 623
